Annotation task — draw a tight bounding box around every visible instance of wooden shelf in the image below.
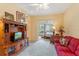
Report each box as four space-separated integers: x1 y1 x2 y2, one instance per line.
0 18 27 56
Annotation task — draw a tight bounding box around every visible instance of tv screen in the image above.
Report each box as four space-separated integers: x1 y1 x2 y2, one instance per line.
10 32 22 42
15 32 22 40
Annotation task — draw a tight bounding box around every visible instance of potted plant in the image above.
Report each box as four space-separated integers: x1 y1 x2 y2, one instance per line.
59 26 65 37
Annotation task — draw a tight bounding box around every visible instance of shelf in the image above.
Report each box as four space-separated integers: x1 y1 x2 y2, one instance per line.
0 18 27 56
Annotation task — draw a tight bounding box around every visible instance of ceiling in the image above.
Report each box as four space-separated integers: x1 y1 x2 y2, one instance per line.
19 3 72 16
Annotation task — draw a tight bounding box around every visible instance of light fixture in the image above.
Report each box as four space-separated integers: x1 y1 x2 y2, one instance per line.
53 26 56 30
32 3 49 9
42 3 49 9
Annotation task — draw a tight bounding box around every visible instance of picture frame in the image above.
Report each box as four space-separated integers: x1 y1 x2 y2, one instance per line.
16 11 26 23
5 12 14 20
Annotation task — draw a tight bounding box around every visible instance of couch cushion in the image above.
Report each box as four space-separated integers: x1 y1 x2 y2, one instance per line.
55 44 74 56
68 38 79 53
58 51 75 56
64 36 72 45
53 36 60 43
50 35 60 43
75 45 79 56
56 45 70 51
54 43 60 46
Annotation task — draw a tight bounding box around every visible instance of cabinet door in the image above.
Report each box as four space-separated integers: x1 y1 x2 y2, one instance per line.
15 43 20 51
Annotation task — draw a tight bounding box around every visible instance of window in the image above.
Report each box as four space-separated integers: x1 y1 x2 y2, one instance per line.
39 20 53 38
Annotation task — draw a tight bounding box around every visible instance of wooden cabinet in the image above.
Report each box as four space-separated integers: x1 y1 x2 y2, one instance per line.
0 18 27 56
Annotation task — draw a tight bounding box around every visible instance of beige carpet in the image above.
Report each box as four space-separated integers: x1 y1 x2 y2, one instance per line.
18 39 57 56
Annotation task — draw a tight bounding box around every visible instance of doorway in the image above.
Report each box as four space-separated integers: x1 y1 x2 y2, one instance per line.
38 20 53 39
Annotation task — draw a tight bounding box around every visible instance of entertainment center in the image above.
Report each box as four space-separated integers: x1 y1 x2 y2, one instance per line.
0 18 27 56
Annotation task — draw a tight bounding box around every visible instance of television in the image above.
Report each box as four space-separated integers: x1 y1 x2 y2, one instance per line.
15 32 22 40
10 32 22 42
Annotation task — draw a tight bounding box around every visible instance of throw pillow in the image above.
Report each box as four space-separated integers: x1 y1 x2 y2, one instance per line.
60 38 68 46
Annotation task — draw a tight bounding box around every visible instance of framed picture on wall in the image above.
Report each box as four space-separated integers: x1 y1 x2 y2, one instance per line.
16 11 26 23
5 12 14 20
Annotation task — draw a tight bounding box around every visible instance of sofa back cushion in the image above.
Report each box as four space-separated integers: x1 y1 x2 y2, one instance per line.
53 36 60 43
68 38 79 53
64 36 73 46
64 36 72 42
75 45 79 56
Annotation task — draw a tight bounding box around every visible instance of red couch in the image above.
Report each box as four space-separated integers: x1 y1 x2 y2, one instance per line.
50 35 60 43
52 36 79 56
